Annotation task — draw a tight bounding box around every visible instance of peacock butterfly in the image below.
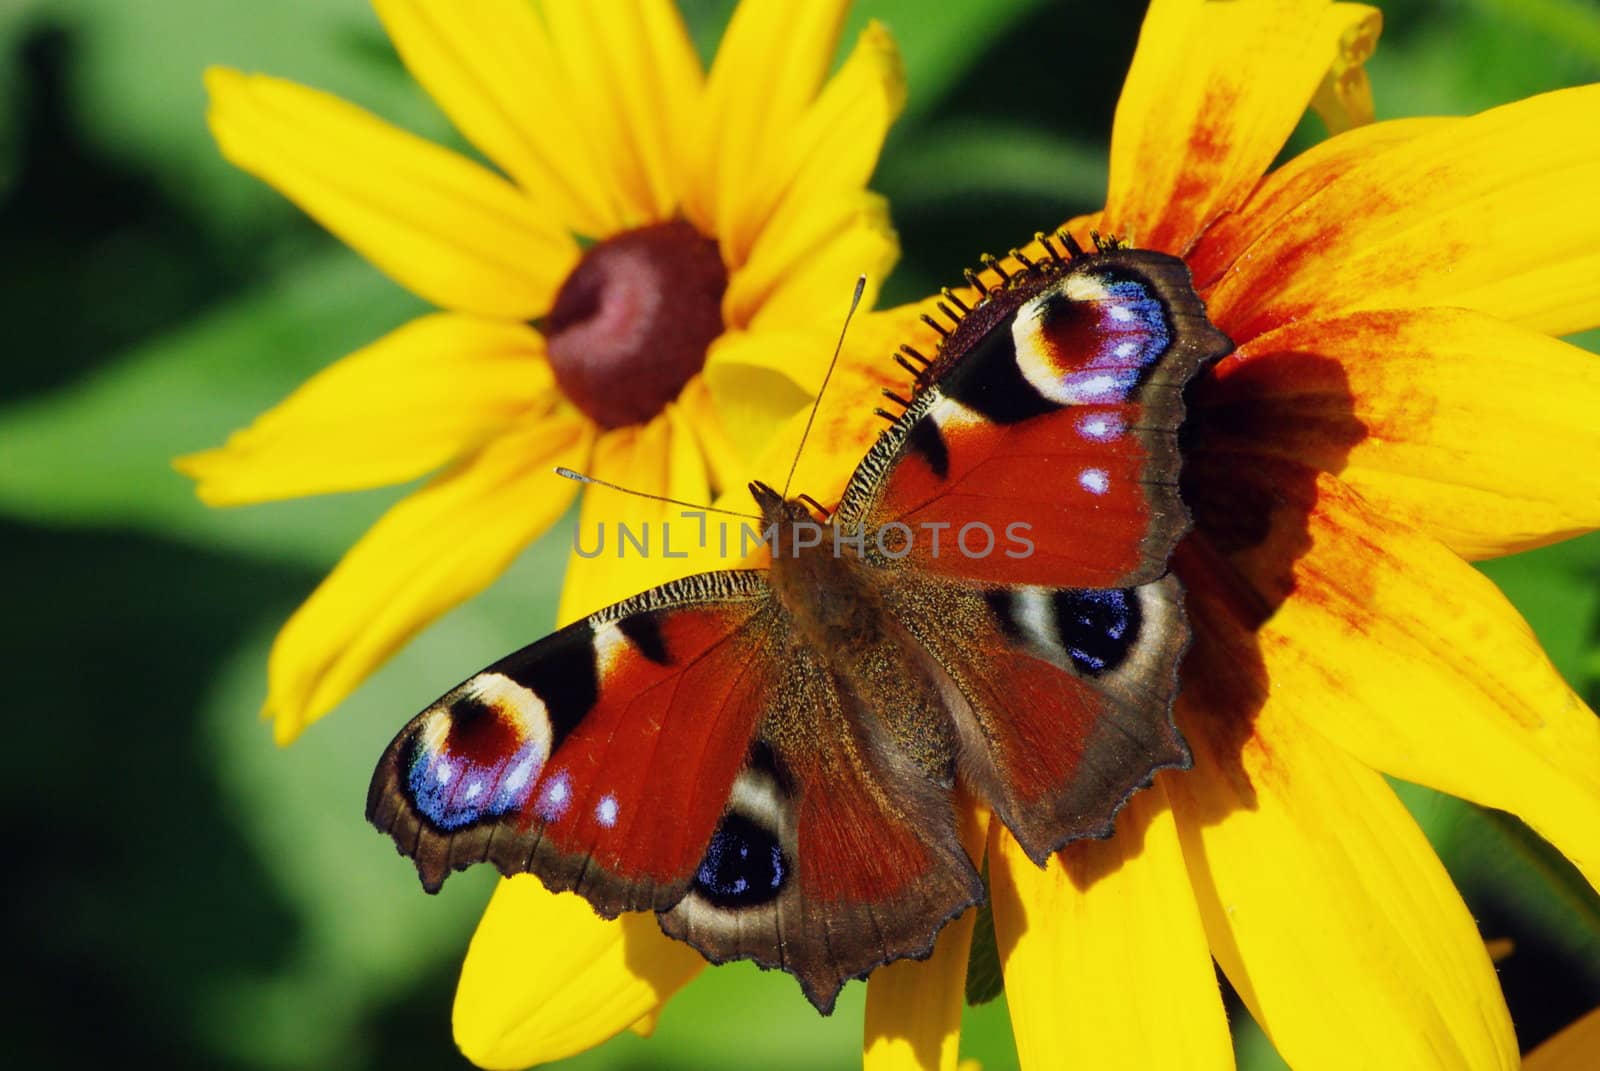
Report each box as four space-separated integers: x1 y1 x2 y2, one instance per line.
367 235 1232 1013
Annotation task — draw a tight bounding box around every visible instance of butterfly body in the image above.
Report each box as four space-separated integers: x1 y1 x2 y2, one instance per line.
369 246 1232 1011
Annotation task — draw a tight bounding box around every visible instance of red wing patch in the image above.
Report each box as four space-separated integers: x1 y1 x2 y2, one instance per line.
838 250 1230 590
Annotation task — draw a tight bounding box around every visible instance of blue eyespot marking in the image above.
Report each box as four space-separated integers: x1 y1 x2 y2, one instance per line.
407 736 545 832
694 813 787 908
1052 587 1143 676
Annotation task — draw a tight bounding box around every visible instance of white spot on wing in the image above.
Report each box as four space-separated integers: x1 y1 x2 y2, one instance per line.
1109 304 1135 322
1080 468 1110 495
538 770 572 820
595 794 619 828
1077 413 1124 442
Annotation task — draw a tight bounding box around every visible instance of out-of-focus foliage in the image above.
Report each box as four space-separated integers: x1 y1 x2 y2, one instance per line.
1 2 1595 1068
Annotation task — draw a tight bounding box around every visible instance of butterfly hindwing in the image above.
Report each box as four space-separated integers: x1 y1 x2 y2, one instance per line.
838 250 1230 588
661 641 983 1013
884 570 1190 864
368 570 779 915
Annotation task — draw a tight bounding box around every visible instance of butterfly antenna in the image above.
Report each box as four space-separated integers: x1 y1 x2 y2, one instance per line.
781 274 868 499
554 467 761 521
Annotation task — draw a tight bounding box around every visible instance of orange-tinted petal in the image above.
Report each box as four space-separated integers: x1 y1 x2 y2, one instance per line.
1247 473 1600 893
989 781 1233 1071
206 68 577 318
1203 83 1600 340
1185 114 1450 290
264 414 591 741
1105 1 1382 254
176 315 553 504
681 0 849 244
862 806 987 1071
454 876 703 1070
1195 307 1600 559
1527 1007 1600 1071
1167 560 1518 1068
371 0 622 238
542 0 702 226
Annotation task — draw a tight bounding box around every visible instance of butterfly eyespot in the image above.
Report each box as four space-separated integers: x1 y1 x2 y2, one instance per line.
1053 588 1143 676
693 813 787 908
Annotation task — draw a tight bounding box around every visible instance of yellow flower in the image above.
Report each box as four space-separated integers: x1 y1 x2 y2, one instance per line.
452 2 1600 1069
176 0 905 743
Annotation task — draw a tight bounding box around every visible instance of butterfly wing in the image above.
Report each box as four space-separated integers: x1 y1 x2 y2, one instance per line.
837 249 1230 588
886 570 1191 863
367 570 781 916
661 639 982 1014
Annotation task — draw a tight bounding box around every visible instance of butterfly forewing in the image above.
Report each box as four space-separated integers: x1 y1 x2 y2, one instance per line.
839 250 1231 588
368 570 778 915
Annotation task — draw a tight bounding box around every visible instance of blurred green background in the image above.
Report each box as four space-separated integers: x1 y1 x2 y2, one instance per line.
4 1 1598 1067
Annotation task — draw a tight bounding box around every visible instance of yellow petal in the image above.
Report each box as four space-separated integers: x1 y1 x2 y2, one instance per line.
1105 1 1382 254
264 416 591 742
863 805 988 1071
701 329 825 465
989 781 1233 1071
681 0 850 242
1166 601 1519 1069
371 0 623 238
454 876 703 1070
721 19 905 268
541 0 702 227
1195 307 1600 559
1203 83 1600 341
718 298 945 507
673 375 749 493
206 68 577 319
556 403 712 625
731 192 898 333
176 314 554 505
1251 473 1600 893
1309 5 1380 135
1527 1007 1600 1071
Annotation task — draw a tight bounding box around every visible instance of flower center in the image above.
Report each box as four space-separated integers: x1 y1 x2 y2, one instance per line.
544 220 728 429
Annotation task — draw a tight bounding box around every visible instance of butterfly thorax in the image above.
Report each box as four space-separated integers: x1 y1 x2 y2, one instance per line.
748 479 958 784
748 479 887 645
